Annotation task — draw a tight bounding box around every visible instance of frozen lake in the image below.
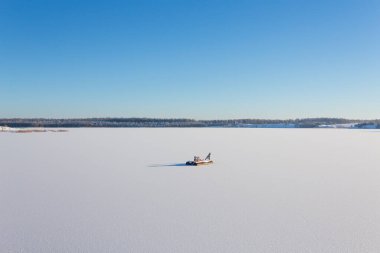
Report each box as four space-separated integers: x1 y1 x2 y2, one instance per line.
1 128 380 252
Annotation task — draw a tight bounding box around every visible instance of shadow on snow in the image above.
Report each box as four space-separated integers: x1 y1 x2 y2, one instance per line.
148 163 190 167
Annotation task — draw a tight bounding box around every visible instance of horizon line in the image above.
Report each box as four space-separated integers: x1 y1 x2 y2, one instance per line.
1 117 380 121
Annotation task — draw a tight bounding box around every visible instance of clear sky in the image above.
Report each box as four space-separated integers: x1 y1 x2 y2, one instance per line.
1 0 379 119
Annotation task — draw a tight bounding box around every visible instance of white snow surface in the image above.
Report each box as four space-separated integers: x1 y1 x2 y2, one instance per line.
1 128 380 253
0 126 14 132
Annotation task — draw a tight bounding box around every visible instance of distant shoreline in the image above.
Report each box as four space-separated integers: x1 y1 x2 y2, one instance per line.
1 118 379 129
0 126 68 133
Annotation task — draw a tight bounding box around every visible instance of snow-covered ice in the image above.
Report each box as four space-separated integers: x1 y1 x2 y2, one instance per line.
1 128 380 252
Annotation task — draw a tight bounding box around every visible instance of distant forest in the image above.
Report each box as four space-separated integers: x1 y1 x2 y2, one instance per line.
1 118 379 128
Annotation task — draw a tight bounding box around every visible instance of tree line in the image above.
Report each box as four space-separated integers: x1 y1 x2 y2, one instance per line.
0 118 379 128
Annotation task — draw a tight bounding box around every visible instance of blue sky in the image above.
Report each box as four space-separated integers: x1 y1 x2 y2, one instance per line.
1 0 379 119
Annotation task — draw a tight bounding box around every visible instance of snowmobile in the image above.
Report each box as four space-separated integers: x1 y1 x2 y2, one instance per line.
186 153 213 166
